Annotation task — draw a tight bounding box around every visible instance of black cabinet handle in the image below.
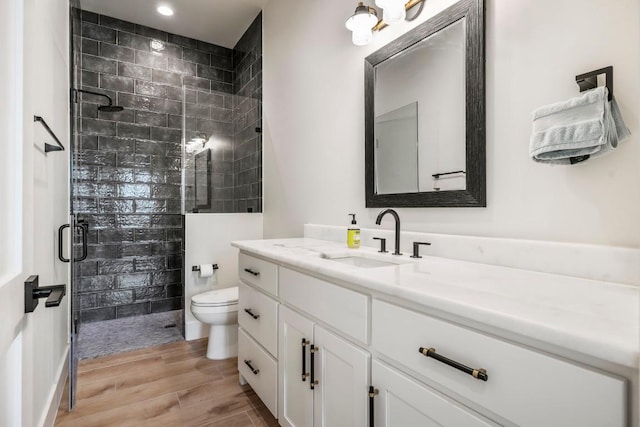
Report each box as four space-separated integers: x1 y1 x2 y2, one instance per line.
301 338 309 381
244 308 260 319
368 386 379 427
244 268 260 276
419 347 488 381
310 344 318 390
244 359 259 375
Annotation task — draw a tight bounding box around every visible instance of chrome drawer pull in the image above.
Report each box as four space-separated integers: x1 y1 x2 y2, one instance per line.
244 308 260 319
419 347 488 382
244 359 259 375
244 268 260 276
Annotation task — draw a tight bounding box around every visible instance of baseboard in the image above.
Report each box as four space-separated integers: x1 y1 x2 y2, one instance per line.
185 319 208 341
41 345 69 427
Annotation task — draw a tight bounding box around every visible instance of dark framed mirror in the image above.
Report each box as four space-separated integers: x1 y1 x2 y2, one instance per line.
365 0 485 207
194 148 211 210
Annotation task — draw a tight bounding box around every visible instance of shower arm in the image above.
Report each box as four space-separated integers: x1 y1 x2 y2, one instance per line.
74 88 115 106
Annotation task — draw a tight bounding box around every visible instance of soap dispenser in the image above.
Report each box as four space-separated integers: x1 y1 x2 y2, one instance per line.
347 214 361 249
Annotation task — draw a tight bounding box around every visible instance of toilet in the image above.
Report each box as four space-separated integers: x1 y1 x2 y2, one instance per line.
190 286 239 360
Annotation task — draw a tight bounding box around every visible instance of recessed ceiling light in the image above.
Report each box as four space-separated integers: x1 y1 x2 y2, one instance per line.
157 5 174 16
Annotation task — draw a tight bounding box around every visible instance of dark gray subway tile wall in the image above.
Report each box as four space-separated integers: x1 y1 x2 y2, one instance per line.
74 9 261 322
233 13 263 213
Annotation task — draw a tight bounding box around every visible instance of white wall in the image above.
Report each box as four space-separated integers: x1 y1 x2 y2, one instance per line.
263 0 640 248
184 213 263 340
0 0 71 426
23 0 71 425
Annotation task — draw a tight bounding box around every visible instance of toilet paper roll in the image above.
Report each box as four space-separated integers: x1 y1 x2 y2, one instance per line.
199 264 214 278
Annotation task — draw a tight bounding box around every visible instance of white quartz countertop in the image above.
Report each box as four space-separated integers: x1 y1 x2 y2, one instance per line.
232 238 639 369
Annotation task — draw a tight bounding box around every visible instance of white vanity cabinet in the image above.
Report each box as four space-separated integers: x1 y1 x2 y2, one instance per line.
371 299 627 426
235 246 630 427
371 360 496 427
278 306 369 427
237 255 280 418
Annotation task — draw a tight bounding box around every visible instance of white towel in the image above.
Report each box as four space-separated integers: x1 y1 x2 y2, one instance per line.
530 87 630 165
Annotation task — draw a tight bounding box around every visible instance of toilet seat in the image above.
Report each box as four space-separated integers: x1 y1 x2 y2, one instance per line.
191 286 238 307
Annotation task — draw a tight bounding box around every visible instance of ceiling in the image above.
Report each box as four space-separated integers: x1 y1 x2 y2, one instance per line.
80 0 267 49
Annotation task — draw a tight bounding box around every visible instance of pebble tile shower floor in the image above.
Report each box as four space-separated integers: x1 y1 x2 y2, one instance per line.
78 310 184 359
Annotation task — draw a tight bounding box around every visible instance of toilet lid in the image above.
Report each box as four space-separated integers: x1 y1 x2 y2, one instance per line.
192 287 238 306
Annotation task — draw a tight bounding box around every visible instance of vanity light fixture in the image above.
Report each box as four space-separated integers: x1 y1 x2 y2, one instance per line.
346 0 426 45
345 2 379 46
157 5 174 16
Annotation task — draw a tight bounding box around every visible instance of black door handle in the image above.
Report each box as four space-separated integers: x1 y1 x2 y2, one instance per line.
58 222 88 262
76 221 88 262
24 275 66 313
58 224 70 262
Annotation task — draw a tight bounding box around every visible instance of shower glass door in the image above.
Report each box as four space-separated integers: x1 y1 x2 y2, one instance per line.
68 2 83 410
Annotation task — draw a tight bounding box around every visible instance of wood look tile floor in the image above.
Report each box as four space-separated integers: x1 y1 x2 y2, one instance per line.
55 339 279 427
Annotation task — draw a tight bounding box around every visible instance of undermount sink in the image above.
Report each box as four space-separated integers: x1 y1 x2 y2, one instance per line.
322 255 406 268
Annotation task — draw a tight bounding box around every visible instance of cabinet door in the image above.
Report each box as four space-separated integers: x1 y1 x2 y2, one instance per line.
279 306 314 427
372 360 496 427
313 326 370 427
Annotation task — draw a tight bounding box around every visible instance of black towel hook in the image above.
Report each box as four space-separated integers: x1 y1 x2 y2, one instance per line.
575 66 613 101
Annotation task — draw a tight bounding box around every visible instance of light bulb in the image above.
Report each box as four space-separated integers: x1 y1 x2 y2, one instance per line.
375 0 406 25
157 5 174 16
346 3 379 46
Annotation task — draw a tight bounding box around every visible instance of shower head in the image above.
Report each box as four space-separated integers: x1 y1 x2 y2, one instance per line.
75 89 124 113
98 104 124 113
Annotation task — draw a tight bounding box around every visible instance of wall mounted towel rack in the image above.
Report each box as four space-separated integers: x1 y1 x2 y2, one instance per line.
575 66 613 101
34 115 65 153
432 170 466 179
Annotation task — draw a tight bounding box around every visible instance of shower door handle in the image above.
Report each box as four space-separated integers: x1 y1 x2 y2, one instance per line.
58 222 88 263
76 221 88 262
58 224 70 262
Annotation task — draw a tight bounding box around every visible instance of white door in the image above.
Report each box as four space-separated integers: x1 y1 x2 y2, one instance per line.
0 0 70 425
371 360 496 427
313 326 369 427
278 306 314 427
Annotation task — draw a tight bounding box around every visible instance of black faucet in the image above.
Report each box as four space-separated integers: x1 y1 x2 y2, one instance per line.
375 209 402 255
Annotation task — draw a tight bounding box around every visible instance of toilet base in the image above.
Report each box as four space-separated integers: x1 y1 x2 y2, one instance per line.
206 323 238 360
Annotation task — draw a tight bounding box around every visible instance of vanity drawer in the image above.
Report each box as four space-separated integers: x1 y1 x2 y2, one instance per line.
239 253 278 296
372 299 626 426
238 328 278 418
238 282 278 357
279 267 368 344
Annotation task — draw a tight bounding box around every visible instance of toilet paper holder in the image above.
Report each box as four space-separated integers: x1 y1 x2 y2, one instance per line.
192 264 219 272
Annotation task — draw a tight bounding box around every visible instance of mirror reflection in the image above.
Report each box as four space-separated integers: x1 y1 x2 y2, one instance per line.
374 18 467 194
